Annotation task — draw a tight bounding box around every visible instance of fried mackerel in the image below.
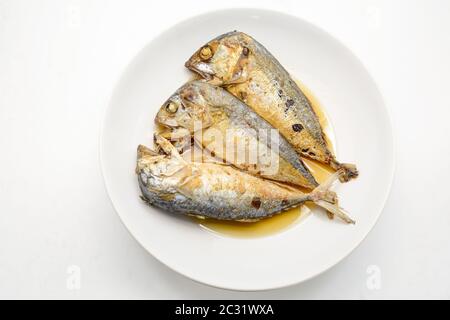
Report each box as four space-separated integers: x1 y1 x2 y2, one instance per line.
185 31 358 182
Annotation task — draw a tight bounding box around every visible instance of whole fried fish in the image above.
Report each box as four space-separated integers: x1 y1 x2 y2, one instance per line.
185 31 358 182
136 135 355 223
155 80 318 189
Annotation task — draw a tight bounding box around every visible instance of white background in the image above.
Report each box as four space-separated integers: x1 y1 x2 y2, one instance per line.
0 0 449 299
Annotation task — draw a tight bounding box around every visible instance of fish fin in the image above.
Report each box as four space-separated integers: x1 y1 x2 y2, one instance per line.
309 169 356 224
331 160 359 182
177 168 201 187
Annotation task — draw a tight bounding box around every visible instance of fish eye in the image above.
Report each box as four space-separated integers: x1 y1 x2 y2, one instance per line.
242 47 250 56
200 45 213 60
165 102 178 113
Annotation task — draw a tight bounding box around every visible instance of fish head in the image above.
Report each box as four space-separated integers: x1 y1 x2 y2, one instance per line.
185 31 252 85
136 139 188 195
155 83 213 134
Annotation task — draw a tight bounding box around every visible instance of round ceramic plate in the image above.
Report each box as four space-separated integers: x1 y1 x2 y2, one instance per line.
100 9 394 291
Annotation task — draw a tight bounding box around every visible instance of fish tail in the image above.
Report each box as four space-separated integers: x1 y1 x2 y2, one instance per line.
308 169 356 224
330 160 359 182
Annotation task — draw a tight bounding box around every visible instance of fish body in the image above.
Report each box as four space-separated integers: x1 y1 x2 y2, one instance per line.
155 81 318 189
136 135 354 223
185 31 358 182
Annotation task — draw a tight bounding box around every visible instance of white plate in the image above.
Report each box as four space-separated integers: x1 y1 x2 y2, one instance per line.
100 9 394 291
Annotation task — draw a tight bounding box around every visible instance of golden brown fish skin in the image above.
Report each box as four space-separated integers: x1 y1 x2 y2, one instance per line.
185 31 358 182
155 81 319 189
137 135 355 223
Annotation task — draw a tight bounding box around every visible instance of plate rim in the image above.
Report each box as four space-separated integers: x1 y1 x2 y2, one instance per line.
99 7 396 291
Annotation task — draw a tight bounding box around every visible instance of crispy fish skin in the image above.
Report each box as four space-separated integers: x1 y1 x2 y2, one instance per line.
155 80 319 189
137 135 355 223
185 31 358 182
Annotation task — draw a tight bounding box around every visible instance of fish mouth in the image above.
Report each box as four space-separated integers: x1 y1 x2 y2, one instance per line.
184 60 221 84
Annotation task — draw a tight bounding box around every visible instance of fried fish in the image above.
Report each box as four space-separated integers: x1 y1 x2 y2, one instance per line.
137 135 355 223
